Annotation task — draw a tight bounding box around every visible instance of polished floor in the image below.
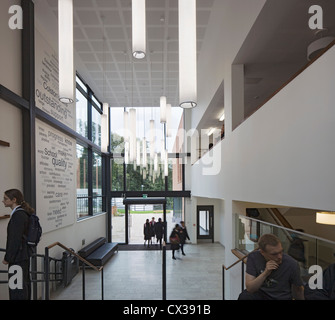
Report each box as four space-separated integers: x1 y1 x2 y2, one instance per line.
51 242 225 300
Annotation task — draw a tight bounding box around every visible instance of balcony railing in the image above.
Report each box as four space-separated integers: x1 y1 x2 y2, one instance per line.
235 213 335 282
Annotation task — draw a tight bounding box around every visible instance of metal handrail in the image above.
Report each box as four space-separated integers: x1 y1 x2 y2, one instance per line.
222 248 258 300
45 242 104 300
46 242 102 272
222 251 250 271
0 247 63 296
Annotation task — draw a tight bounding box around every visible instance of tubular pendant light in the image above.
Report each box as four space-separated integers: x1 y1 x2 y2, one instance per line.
149 119 155 159
124 141 129 164
160 96 167 123
136 140 141 167
101 103 109 152
129 108 137 162
178 0 197 108
58 0 74 104
132 0 146 59
124 110 129 142
142 137 147 168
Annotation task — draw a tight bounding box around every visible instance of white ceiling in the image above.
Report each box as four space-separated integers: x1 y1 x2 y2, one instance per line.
42 0 335 133
45 0 215 110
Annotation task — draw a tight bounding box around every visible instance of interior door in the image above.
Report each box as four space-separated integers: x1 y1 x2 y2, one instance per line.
197 206 214 242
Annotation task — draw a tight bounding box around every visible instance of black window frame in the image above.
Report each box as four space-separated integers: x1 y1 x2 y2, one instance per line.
75 73 106 220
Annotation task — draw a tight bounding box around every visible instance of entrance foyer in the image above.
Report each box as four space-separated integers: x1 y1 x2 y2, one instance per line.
51 242 225 300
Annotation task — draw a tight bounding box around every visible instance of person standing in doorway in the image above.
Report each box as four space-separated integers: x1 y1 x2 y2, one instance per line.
155 218 164 249
179 221 190 256
143 219 151 248
2 189 34 300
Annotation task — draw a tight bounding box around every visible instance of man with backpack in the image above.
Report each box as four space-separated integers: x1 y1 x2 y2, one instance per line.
2 189 42 300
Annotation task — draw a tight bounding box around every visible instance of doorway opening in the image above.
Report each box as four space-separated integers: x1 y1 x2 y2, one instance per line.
111 197 185 245
128 203 166 244
197 205 214 242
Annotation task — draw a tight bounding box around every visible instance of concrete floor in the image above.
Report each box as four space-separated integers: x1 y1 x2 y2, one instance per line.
51 242 225 300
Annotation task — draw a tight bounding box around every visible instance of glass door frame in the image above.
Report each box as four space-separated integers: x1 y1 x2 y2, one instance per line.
110 191 190 243
123 197 167 245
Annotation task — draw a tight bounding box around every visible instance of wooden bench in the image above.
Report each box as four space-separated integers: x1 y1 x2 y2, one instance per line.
78 237 118 267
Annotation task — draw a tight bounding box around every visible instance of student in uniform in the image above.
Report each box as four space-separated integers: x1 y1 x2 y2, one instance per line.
2 189 34 300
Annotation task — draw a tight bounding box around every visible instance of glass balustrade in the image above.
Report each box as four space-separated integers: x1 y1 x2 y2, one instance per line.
235 214 335 283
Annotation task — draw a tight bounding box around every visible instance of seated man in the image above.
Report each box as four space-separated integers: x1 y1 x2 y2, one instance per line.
238 233 304 300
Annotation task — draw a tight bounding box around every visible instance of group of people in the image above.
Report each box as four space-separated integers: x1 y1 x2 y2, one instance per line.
143 218 190 260
143 217 164 248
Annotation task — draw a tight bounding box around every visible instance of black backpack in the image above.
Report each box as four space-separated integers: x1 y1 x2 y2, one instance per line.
25 213 42 247
17 209 42 249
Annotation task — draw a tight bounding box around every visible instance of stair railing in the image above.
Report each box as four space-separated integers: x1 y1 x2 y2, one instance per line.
45 242 104 300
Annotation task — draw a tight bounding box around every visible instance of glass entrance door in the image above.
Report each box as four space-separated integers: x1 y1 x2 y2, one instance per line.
112 197 185 244
127 203 164 244
197 206 214 242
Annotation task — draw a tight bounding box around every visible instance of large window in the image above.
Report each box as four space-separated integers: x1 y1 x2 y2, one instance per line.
75 75 105 220
109 106 186 192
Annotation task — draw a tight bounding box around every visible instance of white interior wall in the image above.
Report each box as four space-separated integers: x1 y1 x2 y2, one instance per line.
188 0 266 299
191 42 335 300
